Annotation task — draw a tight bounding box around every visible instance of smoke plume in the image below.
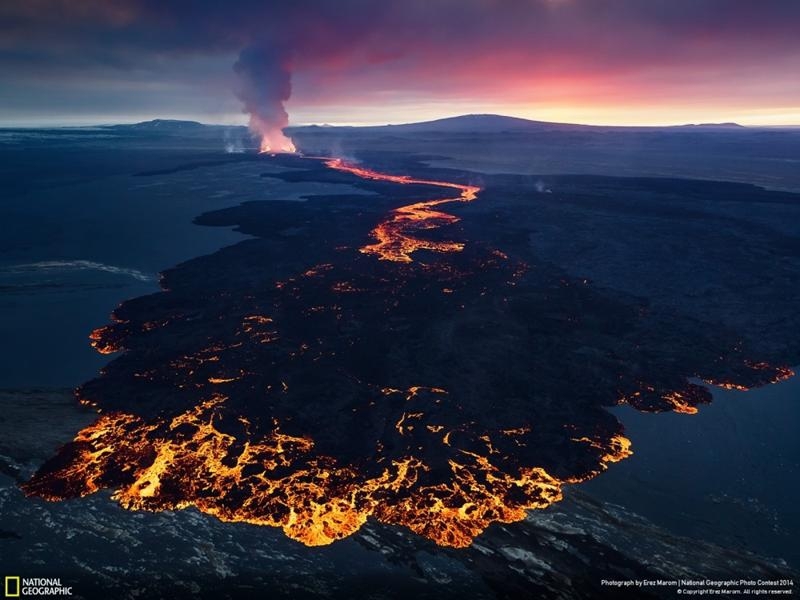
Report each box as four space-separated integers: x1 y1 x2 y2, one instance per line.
234 45 296 153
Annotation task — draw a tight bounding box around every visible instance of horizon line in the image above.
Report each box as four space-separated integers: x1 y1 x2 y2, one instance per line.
2 112 800 129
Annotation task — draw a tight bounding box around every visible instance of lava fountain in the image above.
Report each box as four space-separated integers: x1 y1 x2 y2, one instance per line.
257 128 297 154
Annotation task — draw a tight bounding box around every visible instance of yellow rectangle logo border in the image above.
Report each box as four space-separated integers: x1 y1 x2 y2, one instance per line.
4 576 21 598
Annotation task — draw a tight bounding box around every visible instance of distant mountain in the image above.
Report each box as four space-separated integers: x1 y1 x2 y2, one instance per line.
291 114 592 133
671 122 745 129
382 114 591 132
109 119 204 130
107 115 747 135
290 114 746 134
108 119 244 132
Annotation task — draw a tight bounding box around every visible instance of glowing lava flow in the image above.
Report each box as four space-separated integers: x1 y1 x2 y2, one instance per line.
22 392 632 548
28 154 796 551
325 158 480 262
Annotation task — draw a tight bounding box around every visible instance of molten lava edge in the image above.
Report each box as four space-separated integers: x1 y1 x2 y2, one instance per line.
22 157 795 548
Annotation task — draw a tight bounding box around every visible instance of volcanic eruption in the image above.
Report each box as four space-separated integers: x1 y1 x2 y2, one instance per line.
234 45 297 154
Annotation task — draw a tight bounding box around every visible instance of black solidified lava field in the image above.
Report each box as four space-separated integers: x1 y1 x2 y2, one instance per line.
22 152 800 551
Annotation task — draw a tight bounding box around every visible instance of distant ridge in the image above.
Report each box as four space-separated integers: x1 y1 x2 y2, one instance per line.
383 114 588 132
290 113 746 133
672 122 744 129
107 115 747 134
110 119 220 130
291 114 589 133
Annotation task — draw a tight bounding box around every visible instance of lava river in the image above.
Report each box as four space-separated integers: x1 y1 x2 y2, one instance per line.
325 158 481 263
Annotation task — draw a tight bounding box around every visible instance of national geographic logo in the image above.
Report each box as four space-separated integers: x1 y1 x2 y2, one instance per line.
4 577 72 597
4 577 19 598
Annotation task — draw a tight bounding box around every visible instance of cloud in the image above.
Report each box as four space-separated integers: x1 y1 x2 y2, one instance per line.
1 0 799 125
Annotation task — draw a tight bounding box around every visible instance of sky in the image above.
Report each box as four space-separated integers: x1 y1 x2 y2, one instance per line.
1 0 799 128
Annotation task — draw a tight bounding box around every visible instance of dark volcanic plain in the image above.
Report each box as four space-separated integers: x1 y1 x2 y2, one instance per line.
2 117 800 598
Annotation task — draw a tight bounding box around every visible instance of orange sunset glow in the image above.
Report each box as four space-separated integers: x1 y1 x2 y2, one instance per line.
2 1 799 127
